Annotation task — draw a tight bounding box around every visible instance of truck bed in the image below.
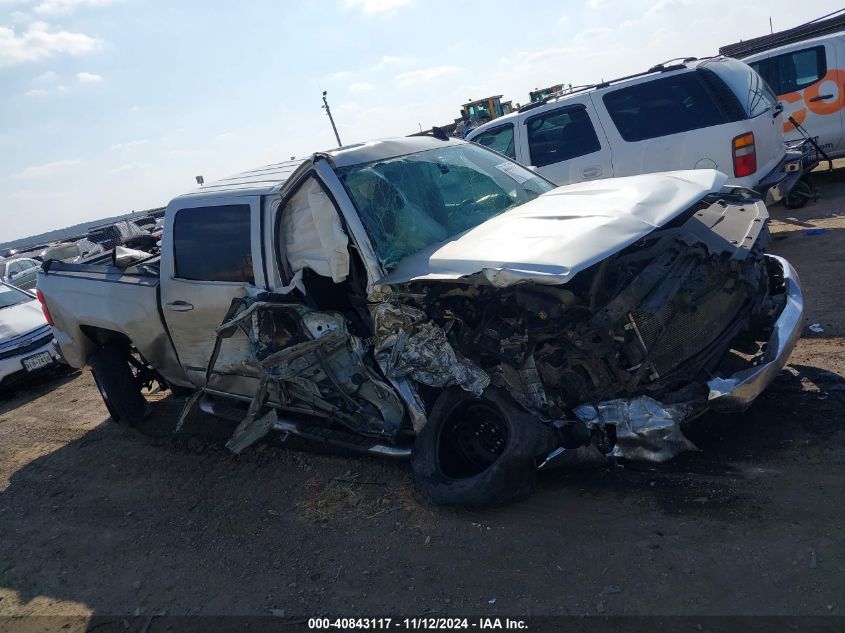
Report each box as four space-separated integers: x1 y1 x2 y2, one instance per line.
37 258 188 387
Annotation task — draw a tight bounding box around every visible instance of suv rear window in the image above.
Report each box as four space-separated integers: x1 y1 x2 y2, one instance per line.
699 58 774 118
602 72 729 142
173 204 254 283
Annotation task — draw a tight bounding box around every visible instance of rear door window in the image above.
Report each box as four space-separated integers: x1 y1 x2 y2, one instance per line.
526 105 602 167
749 46 827 96
173 204 254 283
701 58 775 118
602 72 728 142
471 124 516 159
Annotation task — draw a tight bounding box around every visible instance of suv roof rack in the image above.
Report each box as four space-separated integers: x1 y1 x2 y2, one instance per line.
720 10 845 59
517 57 705 112
648 56 698 72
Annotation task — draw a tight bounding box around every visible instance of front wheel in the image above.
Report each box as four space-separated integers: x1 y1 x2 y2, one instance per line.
89 347 146 426
411 388 555 507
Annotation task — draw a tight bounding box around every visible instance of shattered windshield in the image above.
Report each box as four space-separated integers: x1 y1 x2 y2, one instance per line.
338 143 554 270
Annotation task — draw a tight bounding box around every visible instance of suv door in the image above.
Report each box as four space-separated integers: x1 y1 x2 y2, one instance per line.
522 102 612 185
749 41 844 156
160 198 263 389
469 123 517 160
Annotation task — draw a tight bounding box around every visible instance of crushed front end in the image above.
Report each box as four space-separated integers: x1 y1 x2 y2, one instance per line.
388 191 802 464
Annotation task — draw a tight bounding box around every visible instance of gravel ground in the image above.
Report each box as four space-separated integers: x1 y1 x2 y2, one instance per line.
0 168 843 625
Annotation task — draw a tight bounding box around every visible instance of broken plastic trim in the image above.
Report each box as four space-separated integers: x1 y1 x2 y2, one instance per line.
573 396 698 463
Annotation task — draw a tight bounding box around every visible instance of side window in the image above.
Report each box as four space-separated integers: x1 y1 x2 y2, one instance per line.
472 124 516 159
751 46 826 95
603 73 727 142
173 204 254 283
526 106 601 167
749 59 774 91
779 47 826 94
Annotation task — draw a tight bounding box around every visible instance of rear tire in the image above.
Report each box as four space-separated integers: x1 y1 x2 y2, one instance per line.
89 347 146 426
411 388 554 507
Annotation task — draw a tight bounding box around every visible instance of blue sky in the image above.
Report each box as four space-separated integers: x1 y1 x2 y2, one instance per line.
0 0 834 242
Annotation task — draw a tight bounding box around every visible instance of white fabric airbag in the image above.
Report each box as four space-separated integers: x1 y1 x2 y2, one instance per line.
282 179 350 282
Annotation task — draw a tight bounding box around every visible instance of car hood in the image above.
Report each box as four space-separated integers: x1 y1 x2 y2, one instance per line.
377 170 729 288
0 300 48 342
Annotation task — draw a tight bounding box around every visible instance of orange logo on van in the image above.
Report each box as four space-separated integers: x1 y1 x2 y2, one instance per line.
782 69 845 132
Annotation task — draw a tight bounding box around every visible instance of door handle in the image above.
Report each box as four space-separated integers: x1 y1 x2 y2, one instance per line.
166 301 194 312
581 166 602 179
809 94 833 102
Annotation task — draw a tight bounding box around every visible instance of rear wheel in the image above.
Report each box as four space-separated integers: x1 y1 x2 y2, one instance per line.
411 388 554 507
89 347 146 426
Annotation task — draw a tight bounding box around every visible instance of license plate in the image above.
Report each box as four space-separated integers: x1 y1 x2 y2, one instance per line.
22 351 53 372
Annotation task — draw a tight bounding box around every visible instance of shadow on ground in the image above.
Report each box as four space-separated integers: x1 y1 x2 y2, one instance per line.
1 356 843 618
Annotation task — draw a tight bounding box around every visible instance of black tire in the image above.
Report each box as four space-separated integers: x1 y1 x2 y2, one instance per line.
783 176 813 209
411 388 555 507
89 347 146 426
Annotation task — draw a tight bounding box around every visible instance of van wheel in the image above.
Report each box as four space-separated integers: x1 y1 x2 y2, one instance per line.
783 176 814 209
89 347 146 426
411 388 554 507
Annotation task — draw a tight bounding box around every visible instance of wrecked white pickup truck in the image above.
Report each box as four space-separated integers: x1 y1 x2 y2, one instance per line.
37 135 803 506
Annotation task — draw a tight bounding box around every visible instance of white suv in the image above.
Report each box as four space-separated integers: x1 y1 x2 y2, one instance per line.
466 57 808 202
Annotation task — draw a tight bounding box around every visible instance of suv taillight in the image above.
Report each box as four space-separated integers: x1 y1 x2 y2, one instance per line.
36 290 54 326
732 132 757 178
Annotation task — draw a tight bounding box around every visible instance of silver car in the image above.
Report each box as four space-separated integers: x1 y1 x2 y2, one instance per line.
0 282 64 391
0 257 40 291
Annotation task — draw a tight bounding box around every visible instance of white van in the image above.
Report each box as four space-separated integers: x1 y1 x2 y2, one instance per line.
721 13 845 159
466 57 809 202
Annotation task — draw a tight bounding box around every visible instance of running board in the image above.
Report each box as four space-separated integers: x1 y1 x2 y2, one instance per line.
198 393 412 460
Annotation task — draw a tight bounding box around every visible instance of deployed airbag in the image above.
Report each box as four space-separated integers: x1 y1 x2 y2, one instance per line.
282 178 350 282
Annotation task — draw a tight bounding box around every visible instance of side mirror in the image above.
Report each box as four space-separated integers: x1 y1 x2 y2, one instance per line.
7 271 17 280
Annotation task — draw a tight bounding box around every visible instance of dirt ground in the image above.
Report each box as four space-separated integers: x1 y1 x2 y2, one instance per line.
1 167 844 624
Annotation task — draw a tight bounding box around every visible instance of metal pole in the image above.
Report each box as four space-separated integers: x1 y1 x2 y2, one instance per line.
322 91 342 148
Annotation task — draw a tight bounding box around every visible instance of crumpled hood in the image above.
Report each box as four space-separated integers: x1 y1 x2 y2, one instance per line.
378 170 728 287
0 300 48 342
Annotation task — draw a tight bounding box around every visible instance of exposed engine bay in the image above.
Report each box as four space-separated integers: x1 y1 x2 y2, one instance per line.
404 193 783 418
191 191 789 466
